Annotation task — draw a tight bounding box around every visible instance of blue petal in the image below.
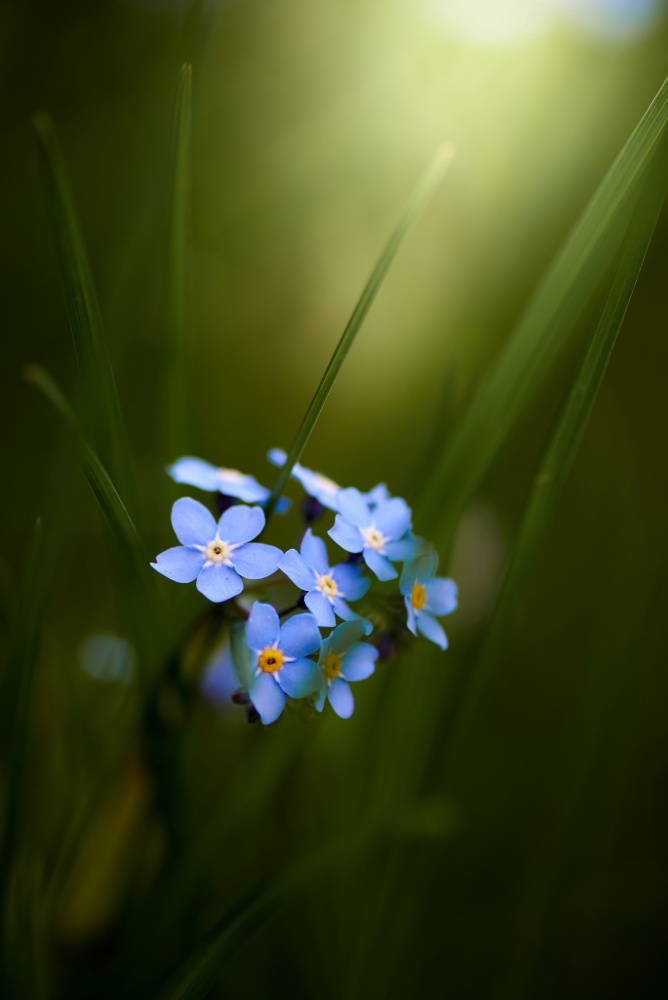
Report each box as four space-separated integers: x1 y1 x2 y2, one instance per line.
196 564 244 603
400 550 437 592
363 549 397 581
277 657 319 698
373 497 412 541
314 680 327 713
201 644 237 702
232 543 282 580
279 612 321 659
246 601 280 651
341 642 377 681
300 528 329 574
328 619 367 656
304 589 336 628
279 549 316 591
217 504 265 544
363 483 390 507
171 497 216 546
416 610 448 649
385 536 420 562
328 517 363 553
405 598 418 636
274 497 291 515
249 672 285 724
293 466 341 509
425 578 458 616
267 447 287 467
330 563 369 601
336 488 371 528
216 472 267 503
328 678 354 718
151 546 204 583
168 457 220 491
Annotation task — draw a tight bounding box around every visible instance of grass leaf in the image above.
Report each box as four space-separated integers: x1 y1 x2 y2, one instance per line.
264 144 456 519
420 73 668 544
32 112 136 508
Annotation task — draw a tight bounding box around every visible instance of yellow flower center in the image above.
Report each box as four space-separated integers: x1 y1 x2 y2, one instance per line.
323 652 342 679
258 648 283 673
411 583 426 610
361 526 386 552
316 574 338 598
205 539 232 564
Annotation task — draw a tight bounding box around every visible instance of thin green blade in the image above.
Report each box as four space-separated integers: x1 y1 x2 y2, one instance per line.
444 134 668 777
264 144 456 519
421 73 668 543
166 64 193 459
33 112 136 508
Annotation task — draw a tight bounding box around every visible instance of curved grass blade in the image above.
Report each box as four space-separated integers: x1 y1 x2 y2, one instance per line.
166 64 193 459
263 144 456 519
444 134 668 780
420 73 668 544
32 112 136 509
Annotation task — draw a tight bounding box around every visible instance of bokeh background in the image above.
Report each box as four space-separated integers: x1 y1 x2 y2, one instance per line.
1 1 668 997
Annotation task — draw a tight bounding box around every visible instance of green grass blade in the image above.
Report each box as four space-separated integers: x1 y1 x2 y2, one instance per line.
263 144 456 519
22 366 162 647
166 64 193 459
444 135 668 778
420 73 668 542
32 112 136 507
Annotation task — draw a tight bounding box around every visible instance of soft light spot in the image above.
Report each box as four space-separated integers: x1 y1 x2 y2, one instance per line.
218 467 246 483
324 652 342 679
258 648 283 673
316 573 338 598
314 473 340 494
361 526 387 552
411 583 426 610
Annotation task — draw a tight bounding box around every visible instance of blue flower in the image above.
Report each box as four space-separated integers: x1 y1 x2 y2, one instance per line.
151 498 282 603
399 550 457 649
314 620 378 719
168 456 289 512
268 448 342 511
200 639 238 704
278 528 371 629
328 487 418 581
245 602 321 724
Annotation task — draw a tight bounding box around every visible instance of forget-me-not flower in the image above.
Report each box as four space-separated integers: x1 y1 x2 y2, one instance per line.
268 448 342 511
245 602 321 724
151 498 282 603
168 456 289 511
329 488 417 581
400 550 457 649
314 620 378 719
200 638 238 705
279 528 370 628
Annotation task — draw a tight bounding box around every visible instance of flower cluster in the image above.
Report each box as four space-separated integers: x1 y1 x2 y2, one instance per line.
152 451 457 724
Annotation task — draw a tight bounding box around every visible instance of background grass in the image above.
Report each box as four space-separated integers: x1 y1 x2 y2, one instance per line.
1 2 668 997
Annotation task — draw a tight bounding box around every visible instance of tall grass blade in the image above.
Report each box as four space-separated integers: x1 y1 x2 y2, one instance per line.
166 64 193 459
444 134 668 779
32 112 136 507
264 144 456 519
421 73 668 544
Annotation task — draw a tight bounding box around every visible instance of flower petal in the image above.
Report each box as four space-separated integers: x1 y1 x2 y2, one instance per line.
425 578 458 616
249 672 285 724
330 563 369 601
171 497 217 546
304 589 336 628
232 543 282 580
405 598 418 636
363 549 397 581
267 447 287 467
385 536 420 562
279 612 321 659
314 681 327 713
328 678 354 718
336 488 372 527
416 610 448 649
373 497 412 541
300 529 329 574
363 483 390 507
151 546 204 583
279 549 316 591
341 642 377 681
196 564 244 603
246 601 281 651
328 619 367 655
217 504 264 544
277 657 319 698
168 457 220 491
328 517 363 553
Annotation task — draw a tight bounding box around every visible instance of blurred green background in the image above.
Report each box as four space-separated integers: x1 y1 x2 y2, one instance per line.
1 1 668 997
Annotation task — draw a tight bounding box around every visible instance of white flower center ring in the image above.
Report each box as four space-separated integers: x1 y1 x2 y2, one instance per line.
316 573 339 599
200 536 236 566
361 525 387 553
